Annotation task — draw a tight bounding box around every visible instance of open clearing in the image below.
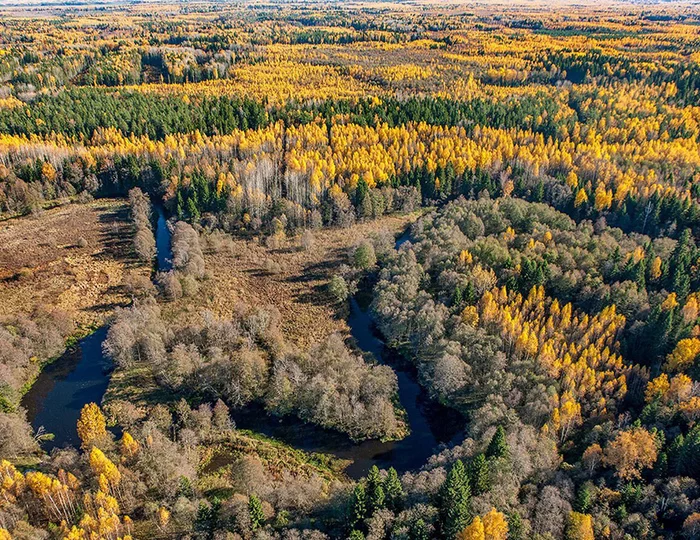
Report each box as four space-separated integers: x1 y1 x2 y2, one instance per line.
0 199 148 330
166 213 418 348
106 212 418 408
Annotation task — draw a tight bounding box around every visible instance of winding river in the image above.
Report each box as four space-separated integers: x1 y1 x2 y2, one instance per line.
21 205 173 450
228 232 465 478
21 207 464 477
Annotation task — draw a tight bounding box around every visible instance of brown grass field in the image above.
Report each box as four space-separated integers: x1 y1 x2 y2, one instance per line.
0 199 148 331
165 213 418 348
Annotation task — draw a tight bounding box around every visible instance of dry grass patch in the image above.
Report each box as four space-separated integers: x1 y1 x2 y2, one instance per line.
0 199 149 330
165 213 417 348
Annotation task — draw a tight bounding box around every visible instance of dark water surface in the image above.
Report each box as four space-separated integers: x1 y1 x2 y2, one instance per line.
21 328 111 450
230 294 464 479
230 229 465 479
22 215 464 478
21 204 174 450
155 204 173 272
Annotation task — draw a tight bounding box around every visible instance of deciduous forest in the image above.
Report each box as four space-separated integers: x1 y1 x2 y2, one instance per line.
1 1 700 539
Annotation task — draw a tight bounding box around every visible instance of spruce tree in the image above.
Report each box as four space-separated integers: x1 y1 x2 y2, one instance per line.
350 483 367 529
469 453 490 495
486 426 509 459
575 483 593 513
366 466 385 514
384 467 404 511
249 494 265 531
355 177 369 207
439 459 471 539
195 497 221 540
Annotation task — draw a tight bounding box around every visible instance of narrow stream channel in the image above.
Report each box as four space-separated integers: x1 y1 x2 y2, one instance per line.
21 207 464 478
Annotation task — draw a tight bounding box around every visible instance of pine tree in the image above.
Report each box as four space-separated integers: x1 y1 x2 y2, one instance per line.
486 426 508 459
350 483 367 529
440 460 471 539
366 466 385 514
249 494 265 531
469 453 490 495
384 467 404 511
574 483 593 513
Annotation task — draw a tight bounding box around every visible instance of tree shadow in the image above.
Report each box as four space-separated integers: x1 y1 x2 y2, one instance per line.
285 247 348 284
294 283 336 308
96 206 135 263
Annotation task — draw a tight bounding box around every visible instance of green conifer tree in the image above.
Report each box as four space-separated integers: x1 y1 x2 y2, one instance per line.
384 467 404 511
367 466 385 514
486 426 509 459
350 483 367 529
439 460 471 539
469 453 490 495
249 494 265 531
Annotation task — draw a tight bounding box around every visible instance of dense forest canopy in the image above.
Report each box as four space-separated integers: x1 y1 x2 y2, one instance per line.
1 1 700 539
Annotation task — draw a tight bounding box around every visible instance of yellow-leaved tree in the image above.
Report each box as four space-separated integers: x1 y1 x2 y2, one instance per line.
458 509 508 540
458 516 485 540
77 403 108 449
603 427 658 480
566 512 595 540
482 508 509 540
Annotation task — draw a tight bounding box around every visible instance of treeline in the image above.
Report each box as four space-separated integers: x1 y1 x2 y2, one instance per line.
0 89 268 139
541 50 700 105
128 188 156 263
0 90 568 140
308 94 569 139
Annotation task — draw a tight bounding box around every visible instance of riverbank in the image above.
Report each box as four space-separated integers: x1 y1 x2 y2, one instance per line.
18 204 464 479
0 198 149 411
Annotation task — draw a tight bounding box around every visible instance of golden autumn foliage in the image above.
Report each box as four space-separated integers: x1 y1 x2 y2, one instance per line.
76 403 108 449
458 516 485 540
2 3 700 539
479 285 627 430
665 338 700 373
482 508 509 540
89 447 121 493
603 427 658 480
566 512 595 540
119 432 140 459
458 509 508 540
157 506 171 531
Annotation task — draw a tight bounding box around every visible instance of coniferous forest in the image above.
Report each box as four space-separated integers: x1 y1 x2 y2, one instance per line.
1 1 700 539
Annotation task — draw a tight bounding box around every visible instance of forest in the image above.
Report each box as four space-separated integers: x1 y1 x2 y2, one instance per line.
1 1 700 539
